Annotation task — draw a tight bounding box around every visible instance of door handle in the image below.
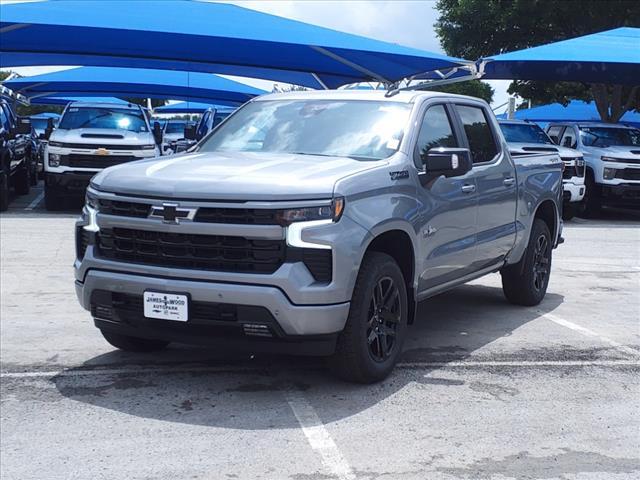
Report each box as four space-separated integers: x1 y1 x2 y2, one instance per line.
503 177 516 186
461 184 476 193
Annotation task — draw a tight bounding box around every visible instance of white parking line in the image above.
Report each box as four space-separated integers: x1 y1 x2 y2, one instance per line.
2 359 638 380
24 192 44 210
541 312 639 357
286 390 356 480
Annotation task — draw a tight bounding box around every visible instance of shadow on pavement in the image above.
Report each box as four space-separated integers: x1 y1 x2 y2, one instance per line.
53 283 565 429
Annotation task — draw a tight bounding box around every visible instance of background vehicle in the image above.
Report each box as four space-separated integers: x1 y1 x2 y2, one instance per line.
546 122 640 215
75 90 562 383
499 119 585 220
184 106 234 146
31 113 60 179
160 119 193 154
44 102 161 210
1 98 33 211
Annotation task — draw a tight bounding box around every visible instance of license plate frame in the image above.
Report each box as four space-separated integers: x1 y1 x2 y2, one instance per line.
143 291 189 322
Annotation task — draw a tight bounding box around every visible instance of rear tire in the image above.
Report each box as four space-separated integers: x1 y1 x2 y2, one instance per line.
562 203 575 221
0 169 9 212
501 218 552 306
101 330 170 352
14 164 30 196
579 172 601 218
329 252 408 383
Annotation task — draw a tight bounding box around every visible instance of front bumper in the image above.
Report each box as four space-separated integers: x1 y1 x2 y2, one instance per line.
76 270 348 355
45 171 94 196
563 179 585 203
601 183 640 207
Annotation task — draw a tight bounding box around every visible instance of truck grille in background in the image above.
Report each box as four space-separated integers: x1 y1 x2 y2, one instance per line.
99 199 151 217
561 158 585 179
64 154 139 168
96 227 285 273
615 168 640 181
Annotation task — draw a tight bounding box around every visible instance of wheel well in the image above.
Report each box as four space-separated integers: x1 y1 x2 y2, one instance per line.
534 200 557 241
365 230 416 324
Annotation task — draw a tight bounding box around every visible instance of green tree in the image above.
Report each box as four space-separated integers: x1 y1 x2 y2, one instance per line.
429 80 494 104
435 0 640 122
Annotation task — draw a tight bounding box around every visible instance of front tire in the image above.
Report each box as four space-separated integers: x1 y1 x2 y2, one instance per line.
0 169 9 212
101 330 170 352
44 184 64 211
14 164 30 196
501 218 552 306
329 252 408 383
562 203 575 221
579 172 601 218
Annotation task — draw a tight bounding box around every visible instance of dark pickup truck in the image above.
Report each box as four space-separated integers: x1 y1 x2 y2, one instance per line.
1 98 33 211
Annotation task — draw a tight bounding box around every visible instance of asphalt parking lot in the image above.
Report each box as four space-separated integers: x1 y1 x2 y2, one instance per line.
1 185 639 480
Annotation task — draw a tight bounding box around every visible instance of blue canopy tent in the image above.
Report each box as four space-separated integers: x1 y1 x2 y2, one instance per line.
154 101 235 115
481 28 640 84
4 67 266 105
496 101 640 128
30 96 128 106
0 0 468 89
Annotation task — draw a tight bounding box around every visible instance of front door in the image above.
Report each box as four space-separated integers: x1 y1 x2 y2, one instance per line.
414 103 479 293
453 103 518 269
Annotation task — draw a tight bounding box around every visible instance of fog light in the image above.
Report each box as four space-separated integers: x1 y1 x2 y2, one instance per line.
603 167 616 180
48 153 61 167
242 323 273 338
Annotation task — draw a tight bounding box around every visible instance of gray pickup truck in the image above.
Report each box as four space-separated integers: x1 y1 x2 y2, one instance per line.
75 90 563 383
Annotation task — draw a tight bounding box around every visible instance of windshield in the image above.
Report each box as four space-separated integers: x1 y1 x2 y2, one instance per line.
199 99 411 161
500 123 554 145
579 126 640 147
58 107 149 132
165 121 186 134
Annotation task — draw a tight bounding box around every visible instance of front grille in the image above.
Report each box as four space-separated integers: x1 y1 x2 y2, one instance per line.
56 142 151 150
63 154 139 168
96 227 285 273
99 199 151 217
615 168 640 181
90 290 276 326
194 207 281 225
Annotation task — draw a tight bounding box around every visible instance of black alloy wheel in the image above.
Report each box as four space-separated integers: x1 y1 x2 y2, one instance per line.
532 234 550 293
367 276 401 362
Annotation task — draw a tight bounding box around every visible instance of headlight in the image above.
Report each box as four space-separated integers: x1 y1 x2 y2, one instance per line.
141 144 156 150
603 167 617 180
576 157 585 167
601 156 627 163
85 190 99 210
83 191 100 232
48 141 63 148
48 153 62 167
276 197 344 226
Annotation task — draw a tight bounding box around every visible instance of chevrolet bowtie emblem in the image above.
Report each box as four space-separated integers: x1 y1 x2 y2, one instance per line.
149 203 197 224
95 148 110 156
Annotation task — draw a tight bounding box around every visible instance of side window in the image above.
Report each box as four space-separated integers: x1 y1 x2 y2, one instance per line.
414 104 458 167
0 107 8 132
560 127 577 149
546 126 564 144
455 105 499 163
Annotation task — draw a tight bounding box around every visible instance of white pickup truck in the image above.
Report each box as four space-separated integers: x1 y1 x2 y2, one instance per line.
44 102 161 210
499 119 585 220
546 122 640 215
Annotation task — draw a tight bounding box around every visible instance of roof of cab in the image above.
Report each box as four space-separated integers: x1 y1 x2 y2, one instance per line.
254 88 483 104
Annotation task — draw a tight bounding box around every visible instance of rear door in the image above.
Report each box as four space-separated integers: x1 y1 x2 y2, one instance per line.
453 103 518 269
414 102 479 292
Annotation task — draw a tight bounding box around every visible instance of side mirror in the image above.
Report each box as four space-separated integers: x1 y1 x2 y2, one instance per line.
422 147 472 179
43 118 54 140
184 125 197 140
562 137 574 148
152 121 163 145
15 117 32 135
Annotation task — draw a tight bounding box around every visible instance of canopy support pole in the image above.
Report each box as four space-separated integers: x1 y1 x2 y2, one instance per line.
310 46 390 85
311 73 329 90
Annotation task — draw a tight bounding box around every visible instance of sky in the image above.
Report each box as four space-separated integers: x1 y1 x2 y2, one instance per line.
3 0 512 112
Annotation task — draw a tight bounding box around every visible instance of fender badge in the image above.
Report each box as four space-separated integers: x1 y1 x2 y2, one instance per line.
389 170 409 180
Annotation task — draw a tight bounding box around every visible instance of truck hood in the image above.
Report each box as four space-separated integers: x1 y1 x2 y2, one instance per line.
92 151 382 201
507 142 581 159
50 128 154 145
582 145 640 160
